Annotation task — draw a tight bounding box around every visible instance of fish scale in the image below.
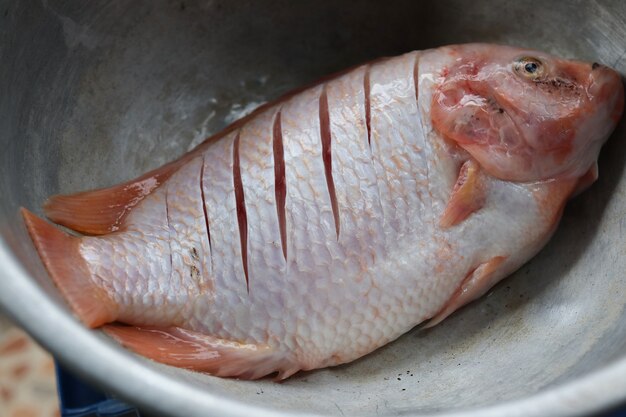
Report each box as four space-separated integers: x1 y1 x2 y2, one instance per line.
369 51 430 249
325 65 384 282
22 44 624 379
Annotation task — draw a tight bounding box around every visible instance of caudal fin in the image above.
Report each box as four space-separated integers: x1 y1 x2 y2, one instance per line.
21 208 118 328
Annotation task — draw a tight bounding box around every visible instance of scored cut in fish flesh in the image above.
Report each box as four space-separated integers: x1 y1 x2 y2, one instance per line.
22 44 624 380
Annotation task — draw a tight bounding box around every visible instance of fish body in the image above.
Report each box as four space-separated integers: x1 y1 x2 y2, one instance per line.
23 44 624 379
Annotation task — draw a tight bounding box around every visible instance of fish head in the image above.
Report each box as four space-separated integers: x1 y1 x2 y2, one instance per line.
431 44 624 182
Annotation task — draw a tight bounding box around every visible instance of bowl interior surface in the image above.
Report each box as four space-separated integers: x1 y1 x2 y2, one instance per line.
1 1 626 416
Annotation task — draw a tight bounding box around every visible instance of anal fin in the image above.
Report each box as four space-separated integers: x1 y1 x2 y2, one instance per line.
423 256 507 329
103 325 299 380
439 159 486 228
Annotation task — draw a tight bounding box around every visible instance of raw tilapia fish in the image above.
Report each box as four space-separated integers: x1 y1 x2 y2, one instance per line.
23 44 624 379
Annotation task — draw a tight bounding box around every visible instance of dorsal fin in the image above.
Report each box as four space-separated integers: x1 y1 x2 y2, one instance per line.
42 59 384 236
44 159 185 235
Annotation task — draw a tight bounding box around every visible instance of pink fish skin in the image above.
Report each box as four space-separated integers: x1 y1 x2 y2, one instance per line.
22 44 623 380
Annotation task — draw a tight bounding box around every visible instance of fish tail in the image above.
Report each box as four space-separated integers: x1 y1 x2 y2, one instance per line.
21 208 118 328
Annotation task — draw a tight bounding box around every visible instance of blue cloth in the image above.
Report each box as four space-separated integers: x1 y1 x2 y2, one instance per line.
55 362 140 417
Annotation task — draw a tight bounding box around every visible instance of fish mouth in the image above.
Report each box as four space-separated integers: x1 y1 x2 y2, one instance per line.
588 64 624 123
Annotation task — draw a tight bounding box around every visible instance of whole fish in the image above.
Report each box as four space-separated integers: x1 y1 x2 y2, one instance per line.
23 44 624 380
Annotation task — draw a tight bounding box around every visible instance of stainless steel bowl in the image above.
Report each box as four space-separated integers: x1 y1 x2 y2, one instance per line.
1 1 626 416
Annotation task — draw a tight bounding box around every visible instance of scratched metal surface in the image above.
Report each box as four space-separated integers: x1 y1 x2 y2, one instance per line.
1 1 626 416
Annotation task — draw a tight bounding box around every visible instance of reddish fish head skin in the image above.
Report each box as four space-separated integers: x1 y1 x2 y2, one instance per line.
431 44 624 182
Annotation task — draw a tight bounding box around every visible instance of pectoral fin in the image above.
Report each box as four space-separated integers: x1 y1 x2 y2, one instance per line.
423 256 507 329
439 160 486 228
103 325 299 380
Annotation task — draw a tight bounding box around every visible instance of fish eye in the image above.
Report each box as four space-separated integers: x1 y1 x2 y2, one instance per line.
514 57 544 79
